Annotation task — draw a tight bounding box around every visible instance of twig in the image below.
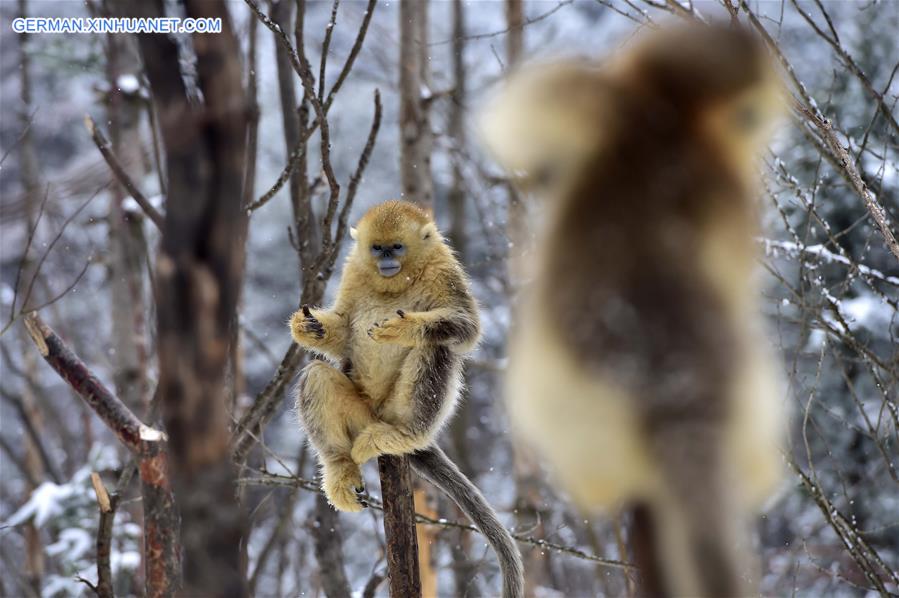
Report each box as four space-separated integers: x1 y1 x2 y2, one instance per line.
0 388 63 483
790 459 898 592
0 433 39 487
25 257 93 315
760 238 899 287
84 115 164 230
430 0 575 46
246 135 310 212
323 0 377 112
790 0 899 137
362 569 387 598
89 472 116 598
318 0 340 103
321 88 382 273
295 54 341 254
231 344 304 463
20 188 101 323
238 471 636 571
0 108 38 167
797 105 899 263
7 185 48 330
243 0 303 77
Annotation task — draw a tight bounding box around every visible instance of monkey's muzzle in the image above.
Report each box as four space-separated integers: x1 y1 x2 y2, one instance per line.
378 259 401 277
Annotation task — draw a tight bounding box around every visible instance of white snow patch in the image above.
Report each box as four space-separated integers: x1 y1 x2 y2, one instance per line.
3 481 78 528
117 74 140 93
47 527 93 560
1 283 14 305
841 295 894 332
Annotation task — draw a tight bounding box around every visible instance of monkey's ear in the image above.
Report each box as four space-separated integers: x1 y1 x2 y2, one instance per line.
420 222 437 240
350 227 358 240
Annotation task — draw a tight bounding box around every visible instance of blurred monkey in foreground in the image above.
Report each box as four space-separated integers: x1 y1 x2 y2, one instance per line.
481 23 786 596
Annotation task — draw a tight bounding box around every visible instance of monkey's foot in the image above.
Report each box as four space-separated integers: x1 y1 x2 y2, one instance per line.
322 460 365 512
351 423 419 464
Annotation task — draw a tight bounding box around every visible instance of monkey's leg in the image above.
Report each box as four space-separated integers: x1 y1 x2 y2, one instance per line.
350 421 428 464
351 348 455 465
297 360 377 512
649 420 750 597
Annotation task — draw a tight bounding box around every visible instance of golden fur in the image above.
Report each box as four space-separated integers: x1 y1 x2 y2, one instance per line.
290 200 479 511
483 23 787 596
289 201 525 598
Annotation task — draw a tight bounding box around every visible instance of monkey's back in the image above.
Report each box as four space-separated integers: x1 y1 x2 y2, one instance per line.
507 104 784 509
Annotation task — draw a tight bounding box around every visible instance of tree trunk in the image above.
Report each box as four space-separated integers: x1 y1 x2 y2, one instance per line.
272 0 310 281
379 3 440 596
414 487 438 598
132 0 249 594
399 0 434 211
311 493 353 598
504 0 529 285
16 1 45 591
103 22 150 417
447 0 468 260
379 455 422 598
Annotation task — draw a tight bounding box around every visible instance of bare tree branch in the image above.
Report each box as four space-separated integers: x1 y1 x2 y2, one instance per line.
23 314 144 451
789 0 899 138
22 313 180 596
89 472 115 598
84 114 164 230
322 0 378 111
0 388 63 484
430 0 575 46
239 470 637 571
796 105 899 263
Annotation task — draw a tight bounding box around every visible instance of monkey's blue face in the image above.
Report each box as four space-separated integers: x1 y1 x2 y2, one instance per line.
370 242 406 277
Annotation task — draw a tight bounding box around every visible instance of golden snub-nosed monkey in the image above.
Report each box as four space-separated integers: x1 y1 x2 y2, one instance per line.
481 23 787 597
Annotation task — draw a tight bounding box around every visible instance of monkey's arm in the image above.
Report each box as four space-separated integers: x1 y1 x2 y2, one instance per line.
368 306 480 351
289 305 349 361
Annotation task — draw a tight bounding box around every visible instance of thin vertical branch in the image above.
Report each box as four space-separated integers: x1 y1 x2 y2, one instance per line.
89 473 116 598
399 0 434 210
447 0 468 260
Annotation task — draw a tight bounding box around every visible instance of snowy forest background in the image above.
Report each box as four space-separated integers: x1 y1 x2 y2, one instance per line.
0 0 897 596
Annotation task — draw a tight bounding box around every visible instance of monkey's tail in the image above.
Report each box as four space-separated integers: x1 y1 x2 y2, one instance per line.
410 446 524 598
644 421 752 597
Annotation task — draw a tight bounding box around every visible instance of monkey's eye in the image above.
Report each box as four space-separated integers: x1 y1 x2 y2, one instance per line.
392 244 404 251
372 244 382 251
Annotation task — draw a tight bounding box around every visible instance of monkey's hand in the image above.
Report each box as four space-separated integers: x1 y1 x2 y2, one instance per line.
289 306 347 357
367 310 421 347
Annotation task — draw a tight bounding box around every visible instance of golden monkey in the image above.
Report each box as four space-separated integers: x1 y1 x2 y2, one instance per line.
481 23 787 597
289 200 523 598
